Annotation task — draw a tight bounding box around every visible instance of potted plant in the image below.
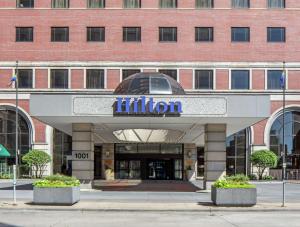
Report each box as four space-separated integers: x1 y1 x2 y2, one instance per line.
211 174 256 206
33 174 80 205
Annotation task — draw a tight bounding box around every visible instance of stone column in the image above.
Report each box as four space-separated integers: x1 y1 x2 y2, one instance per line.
204 124 226 189
72 123 94 183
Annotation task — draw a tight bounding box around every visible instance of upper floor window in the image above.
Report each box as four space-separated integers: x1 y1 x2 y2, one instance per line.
196 0 213 8
16 27 33 42
231 70 250 90
51 27 69 42
50 69 69 89
267 27 285 42
87 0 105 8
123 27 141 42
231 27 250 42
158 69 177 81
87 27 105 42
17 0 34 8
52 0 69 8
17 69 33 88
124 0 141 8
122 69 141 80
267 70 283 90
159 27 177 42
195 27 213 42
86 69 105 89
159 0 177 8
268 0 285 8
194 70 214 89
232 0 249 8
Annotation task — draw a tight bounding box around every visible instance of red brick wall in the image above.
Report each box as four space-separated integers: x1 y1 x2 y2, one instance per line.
252 119 268 145
252 70 265 90
107 69 120 89
0 69 13 88
216 69 228 90
179 69 193 89
288 71 300 90
35 69 48 89
71 69 84 89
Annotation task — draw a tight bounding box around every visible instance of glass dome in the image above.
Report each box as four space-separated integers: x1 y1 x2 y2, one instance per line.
114 72 185 95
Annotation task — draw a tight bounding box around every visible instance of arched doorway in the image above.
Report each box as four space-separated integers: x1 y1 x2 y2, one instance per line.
0 105 33 176
269 110 300 178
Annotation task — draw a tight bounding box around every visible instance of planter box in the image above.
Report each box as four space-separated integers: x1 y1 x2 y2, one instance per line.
211 186 257 207
33 187 80 205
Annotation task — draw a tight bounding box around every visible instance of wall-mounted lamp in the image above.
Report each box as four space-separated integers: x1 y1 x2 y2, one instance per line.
187 151 192 158
105 151 110 157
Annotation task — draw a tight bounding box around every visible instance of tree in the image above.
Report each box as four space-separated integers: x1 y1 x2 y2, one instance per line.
250 149 278 180
22 150 51 178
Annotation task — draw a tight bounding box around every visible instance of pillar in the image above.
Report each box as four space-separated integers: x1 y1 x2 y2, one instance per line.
72 123 94 183
204 124 226 189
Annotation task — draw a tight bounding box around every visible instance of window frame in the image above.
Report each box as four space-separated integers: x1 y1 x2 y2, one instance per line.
158 69 179 82
193 69 215 90
14 68 35 89
16 27 34 42
87 27 105 42
85 68 106 89
51 0 70 8
123 0 141 8
123 27 142 42
267 27 286 43
267 0 285 8
195 27 214 42
159 27 178 42
121 69 141 80
49 68 70 89
231 27 250 42
159 0 178 8
195 0 214 8
51 27 69 42
266 69 287 90
16 0 34 8
231 0 250 8
230 69 251 90
87 0 105 8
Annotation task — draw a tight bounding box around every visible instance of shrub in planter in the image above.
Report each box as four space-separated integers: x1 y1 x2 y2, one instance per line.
211 174 257 206
33 174 80 205
262 175 274 181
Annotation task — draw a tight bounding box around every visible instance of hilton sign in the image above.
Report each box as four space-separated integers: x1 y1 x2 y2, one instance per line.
114 96 182 116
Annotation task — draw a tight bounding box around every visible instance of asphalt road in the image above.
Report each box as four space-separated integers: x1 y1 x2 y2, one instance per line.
0 181 300 204
0 210 299 227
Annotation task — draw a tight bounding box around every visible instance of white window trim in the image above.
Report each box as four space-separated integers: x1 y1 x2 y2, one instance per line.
84 67 107 89
229 68 252 90
48 68 71 89
192 68 216 90
13 67 35 89
264 68 289 91
156 68 180 82
120 68 142 81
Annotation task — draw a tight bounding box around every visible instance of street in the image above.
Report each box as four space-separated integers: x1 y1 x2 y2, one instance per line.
0 210 299 227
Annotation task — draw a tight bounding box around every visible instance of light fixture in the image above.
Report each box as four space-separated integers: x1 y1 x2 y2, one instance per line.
187 151 192 158
105 151 110 157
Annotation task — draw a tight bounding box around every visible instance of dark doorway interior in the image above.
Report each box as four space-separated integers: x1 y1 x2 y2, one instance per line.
94 145 102 179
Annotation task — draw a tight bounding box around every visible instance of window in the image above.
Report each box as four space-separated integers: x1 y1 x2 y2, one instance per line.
86 69 105 89
124 0 141 8
159 27 177 42
159 0 177 8
267 27 285 42
16 27 33 42
123 27 141 42
87 0 105 8
194 70 214 89
50 69 69 89
17 69 33 88
231 70 250 90
195 27 213 42
268 0 285 8
231 27 250 42
122 69 141 80
267 70 283 90
17 0 34 8
87 27 105 42
197 147 204 177
232 0 249 8
158 69 177 80
51 27 69 42
196 0 213 8
52 0 69 8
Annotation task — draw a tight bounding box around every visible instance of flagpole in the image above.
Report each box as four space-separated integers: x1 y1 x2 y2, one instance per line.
282 61 286 207
13 60 19 205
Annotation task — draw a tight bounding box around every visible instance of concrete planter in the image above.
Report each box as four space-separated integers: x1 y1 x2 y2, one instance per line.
211 186 257 207
33 186 80 205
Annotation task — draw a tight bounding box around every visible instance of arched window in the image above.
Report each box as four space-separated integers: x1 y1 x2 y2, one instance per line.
0 106 32 166
270 110 300 170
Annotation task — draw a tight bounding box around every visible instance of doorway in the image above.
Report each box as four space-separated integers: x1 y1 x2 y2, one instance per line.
94 146 102 179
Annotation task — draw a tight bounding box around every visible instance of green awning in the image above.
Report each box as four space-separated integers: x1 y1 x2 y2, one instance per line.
0 144 10 157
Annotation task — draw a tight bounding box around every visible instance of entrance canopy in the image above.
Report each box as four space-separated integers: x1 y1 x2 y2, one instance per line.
30 93 270 145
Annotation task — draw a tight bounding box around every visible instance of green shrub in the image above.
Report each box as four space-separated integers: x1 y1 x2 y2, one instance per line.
213 174 255 189
248 174 258 180
33 174 80 188
250 150 278 180
262 175 274 181
0 174 11 179
22 150 51 178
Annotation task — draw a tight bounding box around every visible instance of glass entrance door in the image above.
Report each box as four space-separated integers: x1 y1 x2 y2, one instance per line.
147 160 172 180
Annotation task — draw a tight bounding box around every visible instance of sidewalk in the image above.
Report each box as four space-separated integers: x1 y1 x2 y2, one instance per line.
1 200 300 212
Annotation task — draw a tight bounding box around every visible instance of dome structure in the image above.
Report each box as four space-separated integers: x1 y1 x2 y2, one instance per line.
114 72 185 95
